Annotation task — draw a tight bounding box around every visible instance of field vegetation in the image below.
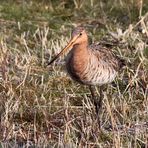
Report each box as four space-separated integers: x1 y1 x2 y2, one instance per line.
0 0 148 147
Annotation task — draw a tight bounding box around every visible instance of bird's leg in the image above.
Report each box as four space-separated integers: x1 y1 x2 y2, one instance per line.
89 85 99 114
97 86 103 113
89 86 103 127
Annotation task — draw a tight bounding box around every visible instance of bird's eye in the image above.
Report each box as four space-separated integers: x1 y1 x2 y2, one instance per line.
79 33 82 36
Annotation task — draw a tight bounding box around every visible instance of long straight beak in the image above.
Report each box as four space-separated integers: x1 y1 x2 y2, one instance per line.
48 35 79 65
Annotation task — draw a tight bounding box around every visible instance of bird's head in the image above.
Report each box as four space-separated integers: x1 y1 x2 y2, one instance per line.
48 26 88 65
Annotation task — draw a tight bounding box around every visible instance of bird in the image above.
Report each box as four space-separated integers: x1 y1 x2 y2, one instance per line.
48 26 125 126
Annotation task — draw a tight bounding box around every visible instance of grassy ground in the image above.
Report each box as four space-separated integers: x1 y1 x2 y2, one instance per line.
0 0 148 147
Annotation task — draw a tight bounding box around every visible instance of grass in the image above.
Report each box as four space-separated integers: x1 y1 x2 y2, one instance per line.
0 0 148 147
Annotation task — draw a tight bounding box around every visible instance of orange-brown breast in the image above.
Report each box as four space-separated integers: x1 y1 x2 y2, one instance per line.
66 44 89 84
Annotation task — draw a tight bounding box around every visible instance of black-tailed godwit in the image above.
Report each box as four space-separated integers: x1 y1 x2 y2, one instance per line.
48 26 125 126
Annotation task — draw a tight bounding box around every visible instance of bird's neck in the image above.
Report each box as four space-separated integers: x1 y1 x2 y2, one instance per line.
73 41 88 52
71 41 89 69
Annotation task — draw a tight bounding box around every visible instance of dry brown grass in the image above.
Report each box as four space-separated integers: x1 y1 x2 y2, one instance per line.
0 0 148 147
